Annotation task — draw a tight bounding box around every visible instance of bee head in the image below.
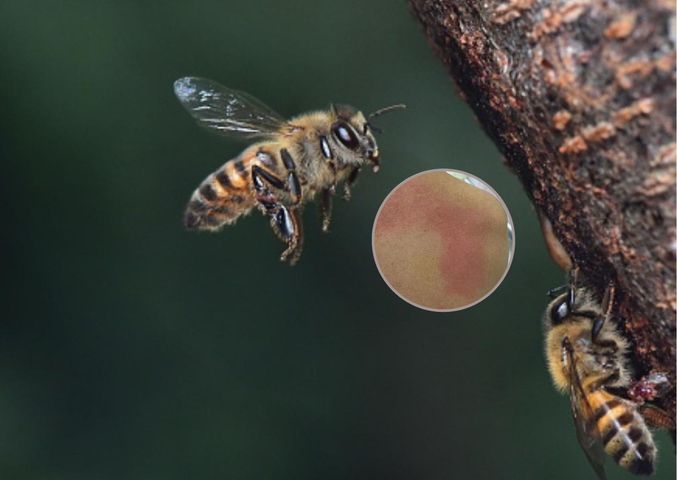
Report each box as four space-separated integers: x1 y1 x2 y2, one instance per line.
329 103 405 172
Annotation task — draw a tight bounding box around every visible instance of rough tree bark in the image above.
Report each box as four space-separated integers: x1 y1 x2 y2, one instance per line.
409 0 676 429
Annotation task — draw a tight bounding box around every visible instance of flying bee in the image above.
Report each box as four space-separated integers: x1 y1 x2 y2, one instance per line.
543 280 662 479
173 76 404 265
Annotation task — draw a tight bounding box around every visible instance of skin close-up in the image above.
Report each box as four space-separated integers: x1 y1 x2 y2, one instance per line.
373 170 512 311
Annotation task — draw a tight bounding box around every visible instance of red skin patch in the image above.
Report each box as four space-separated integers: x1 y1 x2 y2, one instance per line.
375 172 508 308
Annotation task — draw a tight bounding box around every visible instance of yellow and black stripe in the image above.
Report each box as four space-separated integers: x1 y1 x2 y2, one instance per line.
183 153 255 231
589 391 655 475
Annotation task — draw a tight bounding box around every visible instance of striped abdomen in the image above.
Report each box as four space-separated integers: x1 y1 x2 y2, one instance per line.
588 389 655 475
184 146 270 231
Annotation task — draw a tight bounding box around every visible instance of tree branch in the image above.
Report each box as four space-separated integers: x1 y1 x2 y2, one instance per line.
409 0 676 427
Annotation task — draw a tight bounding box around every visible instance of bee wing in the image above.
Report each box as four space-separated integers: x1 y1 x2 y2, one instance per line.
565 345 608 480
173 77 286 139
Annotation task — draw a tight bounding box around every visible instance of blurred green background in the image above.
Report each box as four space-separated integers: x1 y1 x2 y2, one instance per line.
1 1 673 479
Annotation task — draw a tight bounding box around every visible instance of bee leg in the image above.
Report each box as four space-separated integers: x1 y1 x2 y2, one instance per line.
566 267 581 306
252 155 301 208
273 205 304 265
320 187 334 233
279 148 302 205
592 282 616 342
343 167 361 201
252 165 286 212
252 165 304 264
591 318 604 343
568 266 580 287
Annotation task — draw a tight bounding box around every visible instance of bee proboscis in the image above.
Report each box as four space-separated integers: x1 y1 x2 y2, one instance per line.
174 76 404 265
543 279 670 478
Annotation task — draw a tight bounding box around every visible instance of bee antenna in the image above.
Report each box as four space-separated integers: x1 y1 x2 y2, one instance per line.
368 103 406 120
366 104 405 135
364 122 383 135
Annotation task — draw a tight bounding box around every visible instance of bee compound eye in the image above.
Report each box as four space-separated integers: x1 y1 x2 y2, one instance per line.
551 300 569 324
275 207 295 238
332 123 359 150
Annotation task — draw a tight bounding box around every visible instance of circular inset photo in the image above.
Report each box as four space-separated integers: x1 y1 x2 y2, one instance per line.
372 169 515 312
